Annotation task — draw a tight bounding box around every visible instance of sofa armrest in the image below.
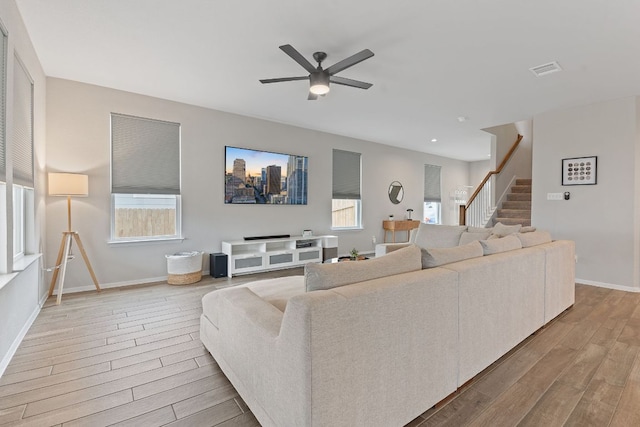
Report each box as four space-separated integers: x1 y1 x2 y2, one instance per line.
219 287 284 338
215 287 309 427
374 242 411 257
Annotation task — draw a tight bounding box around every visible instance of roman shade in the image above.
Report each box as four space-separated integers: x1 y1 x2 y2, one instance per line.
12 55 34 187
424 164 441 203
111 113 180 194
332 149 361 199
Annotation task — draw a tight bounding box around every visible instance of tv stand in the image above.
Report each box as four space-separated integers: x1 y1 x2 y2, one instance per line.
221 235 338 277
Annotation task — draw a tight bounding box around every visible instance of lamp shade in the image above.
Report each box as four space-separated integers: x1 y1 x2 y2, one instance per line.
48 173 89 197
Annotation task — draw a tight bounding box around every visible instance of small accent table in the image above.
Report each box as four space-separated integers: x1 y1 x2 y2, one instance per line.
382 220 420 243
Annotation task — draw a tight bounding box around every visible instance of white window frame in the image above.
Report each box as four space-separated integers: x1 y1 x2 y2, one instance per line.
110 193 182 243
109 113 182 243
332 149 362 230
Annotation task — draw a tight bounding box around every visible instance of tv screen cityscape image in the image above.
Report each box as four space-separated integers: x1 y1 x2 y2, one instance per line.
225 146 308 205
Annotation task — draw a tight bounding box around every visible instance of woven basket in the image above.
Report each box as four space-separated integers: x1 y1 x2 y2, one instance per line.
166 251 203 285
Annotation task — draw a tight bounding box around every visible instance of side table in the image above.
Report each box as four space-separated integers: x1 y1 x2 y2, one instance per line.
382 220 420 243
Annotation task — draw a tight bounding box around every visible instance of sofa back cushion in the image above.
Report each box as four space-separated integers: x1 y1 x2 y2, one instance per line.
414 224 468 248
421 241 484 268
517 230 552 247
479 234 523 255
458 230 491 245
490 222 522 238
305 244 422 292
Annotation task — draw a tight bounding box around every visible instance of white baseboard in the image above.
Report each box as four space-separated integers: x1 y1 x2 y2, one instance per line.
576 278 640 293
51 270 212 295
0 299 43 378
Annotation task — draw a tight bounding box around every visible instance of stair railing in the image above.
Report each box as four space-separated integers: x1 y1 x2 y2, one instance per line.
459 134 523 226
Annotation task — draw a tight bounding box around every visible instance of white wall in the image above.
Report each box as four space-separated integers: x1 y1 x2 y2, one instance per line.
0 0 47 376
468 159 490 189
46 78 469 291
533 96 639 291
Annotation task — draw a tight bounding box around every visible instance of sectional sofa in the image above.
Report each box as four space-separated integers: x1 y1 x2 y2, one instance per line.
200 224 575 427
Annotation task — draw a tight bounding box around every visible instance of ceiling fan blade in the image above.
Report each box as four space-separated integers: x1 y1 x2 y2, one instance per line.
307 92 318 100
279 44 317 74
330 76 372 89
259 76 308 84
325 49 374 75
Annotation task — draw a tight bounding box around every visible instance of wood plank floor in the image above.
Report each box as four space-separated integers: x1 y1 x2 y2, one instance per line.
1 272 638 426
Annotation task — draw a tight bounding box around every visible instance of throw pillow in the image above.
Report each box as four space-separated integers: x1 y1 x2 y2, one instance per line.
490 222 522 238
516 230 552 247
421 241 483 269
479 234 523 255
459 230 491 245
414 223 468 249
305 244 422 292
520 226 536 233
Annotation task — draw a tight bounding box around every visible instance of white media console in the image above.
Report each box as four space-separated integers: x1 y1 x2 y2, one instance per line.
221 235 338 277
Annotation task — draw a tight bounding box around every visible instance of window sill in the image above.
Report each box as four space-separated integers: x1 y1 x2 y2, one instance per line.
13 253 42 271
0 253 42 291
107 236 185 246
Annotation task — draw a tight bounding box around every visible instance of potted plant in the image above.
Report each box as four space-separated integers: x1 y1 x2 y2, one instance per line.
350 248 359 260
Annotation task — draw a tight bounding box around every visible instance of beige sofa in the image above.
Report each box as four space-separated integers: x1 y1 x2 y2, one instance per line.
200 224 575 427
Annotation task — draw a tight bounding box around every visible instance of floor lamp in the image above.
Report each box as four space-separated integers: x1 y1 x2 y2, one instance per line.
48 172 101 305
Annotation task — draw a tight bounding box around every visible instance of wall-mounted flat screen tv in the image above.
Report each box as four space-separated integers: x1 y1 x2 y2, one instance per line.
225 146 308 205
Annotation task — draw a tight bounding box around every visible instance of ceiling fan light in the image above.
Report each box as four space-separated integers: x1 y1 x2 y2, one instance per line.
309 72 330 95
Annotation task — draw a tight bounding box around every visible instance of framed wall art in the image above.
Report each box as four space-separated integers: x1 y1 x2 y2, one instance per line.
562 156 597 185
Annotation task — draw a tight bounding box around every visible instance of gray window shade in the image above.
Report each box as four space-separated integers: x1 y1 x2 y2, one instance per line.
111 113 180 194
424 164 441 203
12 56 34 187
332 149 361 199
0 28 6 182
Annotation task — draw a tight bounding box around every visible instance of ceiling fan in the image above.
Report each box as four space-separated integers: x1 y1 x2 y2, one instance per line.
259 44 374 100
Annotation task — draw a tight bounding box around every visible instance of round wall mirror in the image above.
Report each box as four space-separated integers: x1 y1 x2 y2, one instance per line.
388 181 404 204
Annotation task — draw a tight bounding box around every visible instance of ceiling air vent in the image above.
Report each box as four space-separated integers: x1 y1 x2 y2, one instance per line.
529 61 562 77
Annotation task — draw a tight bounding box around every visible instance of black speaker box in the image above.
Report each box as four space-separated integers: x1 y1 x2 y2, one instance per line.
210 253 228 278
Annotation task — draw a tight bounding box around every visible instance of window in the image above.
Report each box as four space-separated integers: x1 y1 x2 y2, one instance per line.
332 149 362 229
110 113 181 241
424 164 442 224
12 55 34 259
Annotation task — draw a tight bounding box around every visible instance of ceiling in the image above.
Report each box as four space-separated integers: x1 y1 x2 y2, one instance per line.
14 0 640 161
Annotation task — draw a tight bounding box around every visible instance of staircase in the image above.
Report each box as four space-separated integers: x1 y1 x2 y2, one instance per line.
495 178 531 226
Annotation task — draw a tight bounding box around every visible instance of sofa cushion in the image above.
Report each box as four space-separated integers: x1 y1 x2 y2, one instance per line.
459 230 491 245
421 241 483 268
520 226 536 233
490 222 522 238
414 224 468 248
517 230 552 247
202 275 305 327
479 235 523 255
467 226 492 233
305 244 422 292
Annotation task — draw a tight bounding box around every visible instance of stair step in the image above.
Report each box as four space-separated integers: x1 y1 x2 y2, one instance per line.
495 218 531 227
502 201 531 209
497 209 531 219
510 185 531 193
515 178 532 186
507 193 532 201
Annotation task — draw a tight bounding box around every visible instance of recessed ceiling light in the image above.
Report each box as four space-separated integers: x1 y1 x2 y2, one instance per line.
457 116 468 123
431 138 438 142
487 154 491 157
